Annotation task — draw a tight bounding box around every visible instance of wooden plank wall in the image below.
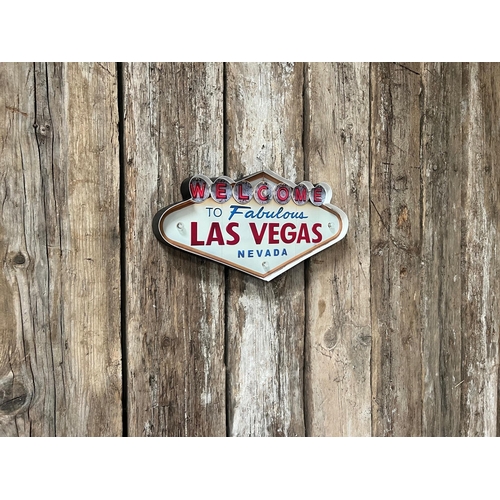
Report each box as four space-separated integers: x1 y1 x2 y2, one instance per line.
1 62 498 436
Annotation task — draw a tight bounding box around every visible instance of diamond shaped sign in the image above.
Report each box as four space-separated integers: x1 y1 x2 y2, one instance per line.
153 169 348 281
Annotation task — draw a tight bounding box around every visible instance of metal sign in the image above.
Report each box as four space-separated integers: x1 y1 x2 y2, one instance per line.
153 169 348 281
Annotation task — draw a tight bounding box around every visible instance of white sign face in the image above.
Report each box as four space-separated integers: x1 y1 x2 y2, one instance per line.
153 169 348 281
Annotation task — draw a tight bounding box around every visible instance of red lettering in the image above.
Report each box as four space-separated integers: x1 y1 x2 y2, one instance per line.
311 223 322 243
257 184 270 202
226 222 240 245
190 222 204 245
313 187 323 203
190 180 207 199
297 223 311 243
280 223 296 244
276 185 290 203
249 223 268 244
237 183 250 200
294 185 308 202
277 187 288 201
206 222 225 245
268 223 279 244
215 182 227 200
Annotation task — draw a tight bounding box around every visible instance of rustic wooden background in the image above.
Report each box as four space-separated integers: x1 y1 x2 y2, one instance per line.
1 62 498 436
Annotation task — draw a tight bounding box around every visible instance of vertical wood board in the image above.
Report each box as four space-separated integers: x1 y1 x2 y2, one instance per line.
420 62 463 436
225 62 306 436
123 63 226 436
0 62 122 436
370 62 423 436
304 62 372 436
460 63 500 437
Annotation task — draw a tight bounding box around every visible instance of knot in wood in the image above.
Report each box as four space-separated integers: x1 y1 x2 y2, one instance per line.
12 252 27 266
0 377 30 416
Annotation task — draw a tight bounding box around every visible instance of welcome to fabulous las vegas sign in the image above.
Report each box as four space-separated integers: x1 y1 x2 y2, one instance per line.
153 169 348 281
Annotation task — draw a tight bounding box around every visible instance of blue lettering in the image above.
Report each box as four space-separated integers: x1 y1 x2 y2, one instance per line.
229 205 251 221
230 206 307 220
237 248 289 258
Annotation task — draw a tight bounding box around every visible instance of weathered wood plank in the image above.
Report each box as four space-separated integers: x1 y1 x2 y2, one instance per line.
460 63 500 436
1 62 46 437
370 62 423 436
420 63 463 436
225 62 305 436
0 62 122 436
304 63 371 436
123 63 226 436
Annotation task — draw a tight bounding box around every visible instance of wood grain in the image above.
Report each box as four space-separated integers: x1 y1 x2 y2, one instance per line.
304 63 372 436
123 63 226 436
460 63 500 436
420 63 463 436
225 63 305 436
370 62 423 436
0 62 45 436
0 62 122 436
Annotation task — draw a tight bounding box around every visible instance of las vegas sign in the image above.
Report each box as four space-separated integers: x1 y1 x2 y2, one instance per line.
153 169 348 282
